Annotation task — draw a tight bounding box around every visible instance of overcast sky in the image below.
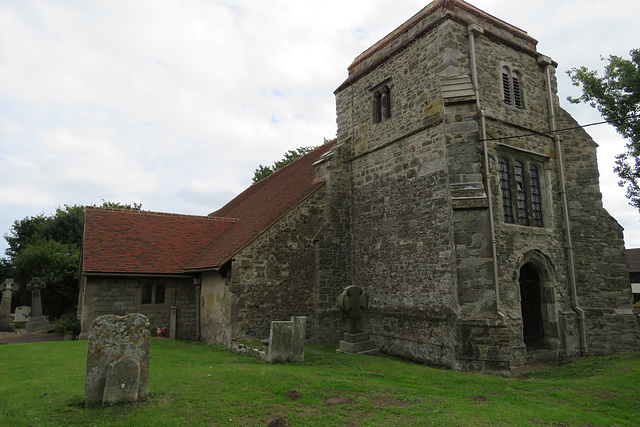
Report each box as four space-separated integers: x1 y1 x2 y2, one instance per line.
1 0 639 257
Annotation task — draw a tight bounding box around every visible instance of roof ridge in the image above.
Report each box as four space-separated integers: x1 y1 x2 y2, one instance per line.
86 206 239 222
250 140 336 186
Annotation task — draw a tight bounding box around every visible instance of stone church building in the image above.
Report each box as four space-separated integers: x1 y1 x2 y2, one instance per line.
78 0 640 371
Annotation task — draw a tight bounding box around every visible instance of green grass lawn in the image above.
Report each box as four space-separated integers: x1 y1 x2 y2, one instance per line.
0 339 638 426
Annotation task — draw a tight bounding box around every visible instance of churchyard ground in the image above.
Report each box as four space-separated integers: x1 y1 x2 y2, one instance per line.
0 339 638 426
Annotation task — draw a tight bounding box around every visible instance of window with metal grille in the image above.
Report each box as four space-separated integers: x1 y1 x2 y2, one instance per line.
529 164 543 226
514 160 529 225
498 157 514 223
498 156 544 227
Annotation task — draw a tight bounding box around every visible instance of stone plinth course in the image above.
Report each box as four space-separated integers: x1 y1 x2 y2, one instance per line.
84 313 151 406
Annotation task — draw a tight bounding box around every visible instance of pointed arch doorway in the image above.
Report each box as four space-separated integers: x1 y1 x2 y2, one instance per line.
519 263 544 348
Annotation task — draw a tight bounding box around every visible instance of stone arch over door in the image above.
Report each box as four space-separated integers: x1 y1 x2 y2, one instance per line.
515 250 561 351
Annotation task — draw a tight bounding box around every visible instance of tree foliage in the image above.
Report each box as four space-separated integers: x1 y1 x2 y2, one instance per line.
12 240 79 319
252 146 317 183
100 199 143 210
1 201 142 318
567 49 640 210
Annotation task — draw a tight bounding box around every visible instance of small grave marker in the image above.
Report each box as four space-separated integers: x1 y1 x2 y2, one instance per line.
268 316 306 363
84 313 151 406
24 277 51 332
13 306 31 322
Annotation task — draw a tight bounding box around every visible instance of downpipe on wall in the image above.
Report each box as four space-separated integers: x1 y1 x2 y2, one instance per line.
538 55 588 356
467 24 502 316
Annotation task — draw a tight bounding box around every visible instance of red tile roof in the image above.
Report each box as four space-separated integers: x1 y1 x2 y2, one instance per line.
81 140 336 275
185 141 335 269
82 208 236 274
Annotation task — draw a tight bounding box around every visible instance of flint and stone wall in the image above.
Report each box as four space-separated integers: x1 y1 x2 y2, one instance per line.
334 18 462 367
227 189 326 341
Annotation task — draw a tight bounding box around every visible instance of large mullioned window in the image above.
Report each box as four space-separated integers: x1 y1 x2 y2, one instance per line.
498 156 544 227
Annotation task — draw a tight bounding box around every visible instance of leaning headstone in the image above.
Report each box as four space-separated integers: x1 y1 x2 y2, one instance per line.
84 313 151 406
0 279 17 332
24 277 51 332
13 306 31 322
336 285 379 355
268 316 306 363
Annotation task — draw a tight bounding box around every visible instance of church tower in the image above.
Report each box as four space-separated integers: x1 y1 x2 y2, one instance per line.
320 0 639 371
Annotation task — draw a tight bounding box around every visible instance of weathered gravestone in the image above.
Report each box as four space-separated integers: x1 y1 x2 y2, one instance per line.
336 285 379 355
84 313 150 406
13 306 31 322
0 279 17 332
24 277 51 332
268 316 306 363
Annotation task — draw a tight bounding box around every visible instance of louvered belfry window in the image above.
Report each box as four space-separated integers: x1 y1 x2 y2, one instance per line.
502 71 512 105
502 66 524 109
498 155 544 227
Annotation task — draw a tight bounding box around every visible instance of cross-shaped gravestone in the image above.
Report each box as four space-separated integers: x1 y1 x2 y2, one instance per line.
337 285 369 334
0 279 17 332
27 277 45 291
27 277 45 318
1 278 16 293
25 277 51 332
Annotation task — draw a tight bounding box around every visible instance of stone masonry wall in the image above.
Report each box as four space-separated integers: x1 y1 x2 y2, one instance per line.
80 276 197 340
335 18 461 367
228 189 326 341
330 1 639 368
313 141 354 343
477 31 577 363
559 109 640 355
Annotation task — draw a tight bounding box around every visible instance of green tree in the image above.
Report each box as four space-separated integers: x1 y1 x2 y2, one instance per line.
1 201 142 317
252 146 317 183
4 214 49 258
100 199 143 210
42 205 85 247
567 49 640 210
12 240 79 318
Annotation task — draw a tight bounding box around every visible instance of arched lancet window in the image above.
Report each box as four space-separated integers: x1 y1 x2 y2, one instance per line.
372 82 392 123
